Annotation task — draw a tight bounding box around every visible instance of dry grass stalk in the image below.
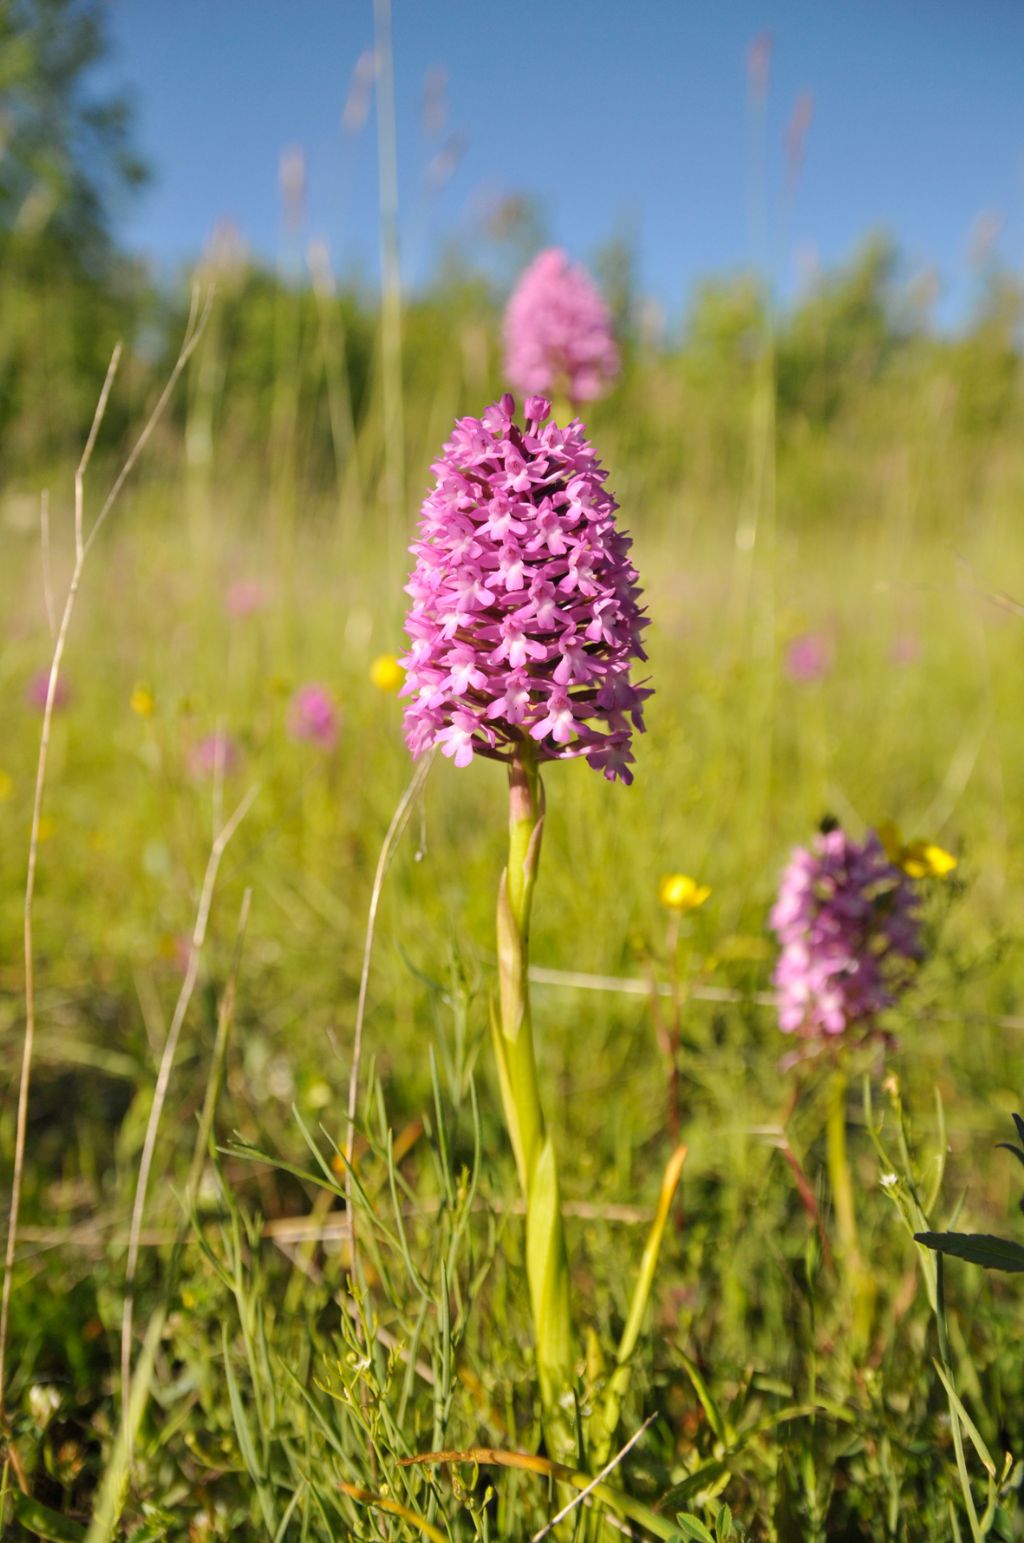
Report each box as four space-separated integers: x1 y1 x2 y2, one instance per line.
0 290 213 1437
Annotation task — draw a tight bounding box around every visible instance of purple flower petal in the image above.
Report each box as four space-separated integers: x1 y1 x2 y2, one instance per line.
769 826 922 1040
400 397 648 783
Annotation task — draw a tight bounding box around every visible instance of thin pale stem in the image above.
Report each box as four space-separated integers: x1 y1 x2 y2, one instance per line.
401 1446 677 1541
346 758 432 1291
88 891 251 1542
83 287 213 561
0 565 81 1449
1 326 130 1423
530 1413 656 1542
121 787 257 1411
75 343 123 561
373 0 405 574
308 241 363 519
39 490 55 639
0 298 209 1434
936 1253 985 1543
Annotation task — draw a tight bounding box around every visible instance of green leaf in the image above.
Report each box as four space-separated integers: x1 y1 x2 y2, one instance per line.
914 1231 1024 1272
525 1134 573 1417
672 1516 717 1543
222 1322 265 1481
590 1145 688 1467
13 1495 86 1542
930 1359 997 1477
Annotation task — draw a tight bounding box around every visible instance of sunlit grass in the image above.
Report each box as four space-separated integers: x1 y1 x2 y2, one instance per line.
1 291 1023 1537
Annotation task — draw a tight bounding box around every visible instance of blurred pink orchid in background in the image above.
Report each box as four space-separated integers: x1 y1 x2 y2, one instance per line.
771 825 922 1039
224 579 270 619
26 671 71 712
503 249 619 405
784 631 832 684
287 684 340 751
187 731 240 779
890 633 922 667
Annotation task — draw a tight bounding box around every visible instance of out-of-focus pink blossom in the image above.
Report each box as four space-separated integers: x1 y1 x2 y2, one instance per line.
187 732 240 780
224 579 270 619
784 632 832 684
503 249 619 405
26 671 70 712
770 826 922 1040
160 933 192 978
287 684 340 751
890 633 922 667
400 394 649 783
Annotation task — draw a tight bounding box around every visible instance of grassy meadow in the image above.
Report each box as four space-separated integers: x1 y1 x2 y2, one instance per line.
2 240 1024 1540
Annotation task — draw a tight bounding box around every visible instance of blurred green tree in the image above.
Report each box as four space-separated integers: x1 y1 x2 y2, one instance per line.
0 0 147 264
594 228 640 350
949 266 1024 435
776 235 913 423
0 0 151 474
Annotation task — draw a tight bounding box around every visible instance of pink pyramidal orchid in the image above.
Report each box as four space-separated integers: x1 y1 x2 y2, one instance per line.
504 248 619 406
770 824 922 1041
398 394 675 1466
399 393 650 784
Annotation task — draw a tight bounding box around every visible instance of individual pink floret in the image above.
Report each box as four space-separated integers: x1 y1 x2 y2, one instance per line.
504 249 619 405
400 394 649 783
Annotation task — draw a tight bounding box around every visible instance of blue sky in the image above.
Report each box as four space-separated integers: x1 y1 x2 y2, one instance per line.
101 2 1024 327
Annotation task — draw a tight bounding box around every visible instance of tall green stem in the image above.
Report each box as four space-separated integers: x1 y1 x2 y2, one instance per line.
826 1064 857 1263
826 1060 874 1347
493 742 574 1451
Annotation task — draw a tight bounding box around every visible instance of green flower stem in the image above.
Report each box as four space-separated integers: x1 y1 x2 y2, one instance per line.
826 1059 875 1346
826 1063 857 1262
492 741 574 1447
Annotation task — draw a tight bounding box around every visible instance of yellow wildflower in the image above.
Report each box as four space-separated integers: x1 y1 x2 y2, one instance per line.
130 683 155 717
901 841 958 879
370 653 405 693
659 873 711 913
879 820 957 879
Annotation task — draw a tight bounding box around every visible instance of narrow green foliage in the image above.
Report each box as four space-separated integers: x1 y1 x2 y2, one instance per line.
13 1494 87 1542
915 1233 1024 1273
